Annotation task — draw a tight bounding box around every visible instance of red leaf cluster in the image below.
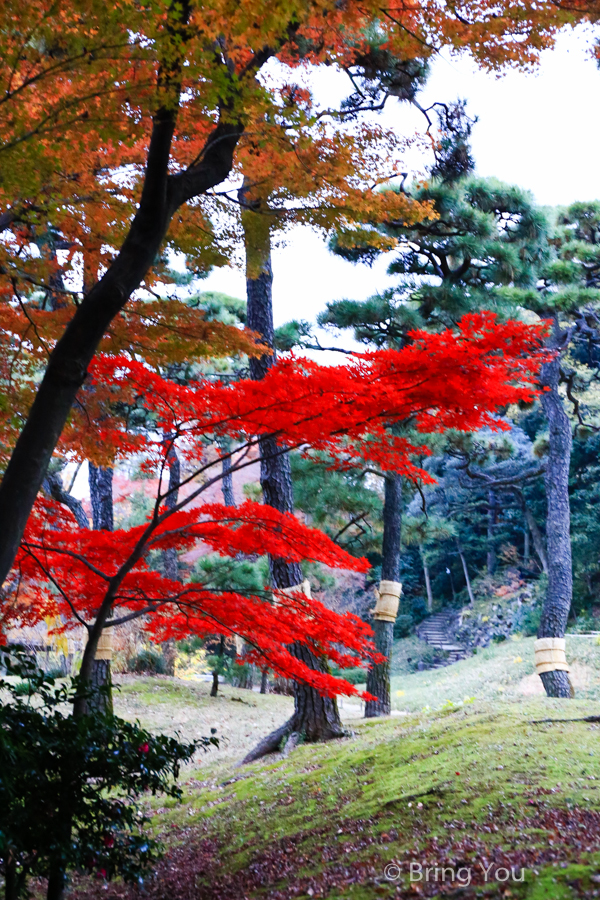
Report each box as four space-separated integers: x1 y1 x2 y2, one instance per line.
7 313 548 695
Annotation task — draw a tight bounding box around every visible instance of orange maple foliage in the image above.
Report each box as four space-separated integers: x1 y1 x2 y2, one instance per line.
0 0 584 676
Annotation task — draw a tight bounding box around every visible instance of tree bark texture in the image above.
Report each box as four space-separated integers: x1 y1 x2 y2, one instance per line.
260 668 268 694
87 466 114 712
365 473 402 717
241 193 343 758
43 471 89 528
219 438 236 507
162 443 180 676
538 338 573 699
88 464 113 531
89 658 113 716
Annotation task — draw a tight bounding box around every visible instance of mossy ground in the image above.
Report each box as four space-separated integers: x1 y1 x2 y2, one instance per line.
69 641 600 899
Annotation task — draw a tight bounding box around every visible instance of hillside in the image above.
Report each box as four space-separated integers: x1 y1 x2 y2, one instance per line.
64 639 600 900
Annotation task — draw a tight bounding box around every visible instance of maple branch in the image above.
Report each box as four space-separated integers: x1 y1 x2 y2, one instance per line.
22 542 112 582
18 545 89 630
0 57 249 591
11 278 52 360
104 605 163 628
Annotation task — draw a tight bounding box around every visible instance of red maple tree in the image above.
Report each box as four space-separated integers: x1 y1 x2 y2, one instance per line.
7 313 548 701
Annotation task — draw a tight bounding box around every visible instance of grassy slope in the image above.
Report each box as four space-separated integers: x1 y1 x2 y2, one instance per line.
72 641 600 900
388 635 600 712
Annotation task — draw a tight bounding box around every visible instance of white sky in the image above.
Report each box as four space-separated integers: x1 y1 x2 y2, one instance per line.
201 27 600 334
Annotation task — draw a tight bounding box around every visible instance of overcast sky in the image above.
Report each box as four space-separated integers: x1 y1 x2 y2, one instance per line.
201 27 600 335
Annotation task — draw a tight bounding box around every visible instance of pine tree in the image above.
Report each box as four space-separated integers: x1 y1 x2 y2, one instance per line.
311 121 549 708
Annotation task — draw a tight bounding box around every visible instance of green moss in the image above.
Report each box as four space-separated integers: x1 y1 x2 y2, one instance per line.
129 698 600 897
81 647 600 898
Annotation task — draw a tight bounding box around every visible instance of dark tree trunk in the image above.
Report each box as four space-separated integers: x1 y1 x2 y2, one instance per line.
365 474 402 717
43 470 89 528
46 864 66 900
88 464 113 530
0 105 243 589
240 188 343 760
88 465 114 711
523 521 530 565
365 619 394 717
260 668 268 694
486 489 497 576
538 344 573 698
220 438 236 506
89 658 113 716
210 669 219 697
162 443 180 676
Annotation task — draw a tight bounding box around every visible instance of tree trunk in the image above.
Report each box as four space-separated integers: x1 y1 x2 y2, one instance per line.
88 464 113 530
43 470 89 528
421 547 433 612
162 443 180 676
210 669 219 697
457 542 475 603
523 522 530 565
0 106 242 589
365 473 401 717
219 437 235 506
537 335 573 698
487 488 497 576
46 864 66 900
89 658 113 716
88 465 113 711
260 668 268 694
240 187 343 760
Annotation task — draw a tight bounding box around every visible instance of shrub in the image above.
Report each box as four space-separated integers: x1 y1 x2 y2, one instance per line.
393 614 413 639
329 665 367 685
127 646 166 675
410 596 428 625
0 645 216 899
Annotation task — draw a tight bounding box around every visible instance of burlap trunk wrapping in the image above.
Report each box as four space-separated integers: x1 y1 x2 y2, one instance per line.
94 631 113 661
276 579 312 601
373 580 402 623
534 637 569 674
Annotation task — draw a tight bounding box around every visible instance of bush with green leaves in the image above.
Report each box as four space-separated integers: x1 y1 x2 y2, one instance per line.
0 646 217 900
127 646 166 675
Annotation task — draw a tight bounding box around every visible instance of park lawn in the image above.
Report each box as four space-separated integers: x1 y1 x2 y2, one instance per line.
388 634 600 713
68 642 600 899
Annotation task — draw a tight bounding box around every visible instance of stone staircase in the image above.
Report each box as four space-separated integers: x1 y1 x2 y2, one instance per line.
416 610 467 666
